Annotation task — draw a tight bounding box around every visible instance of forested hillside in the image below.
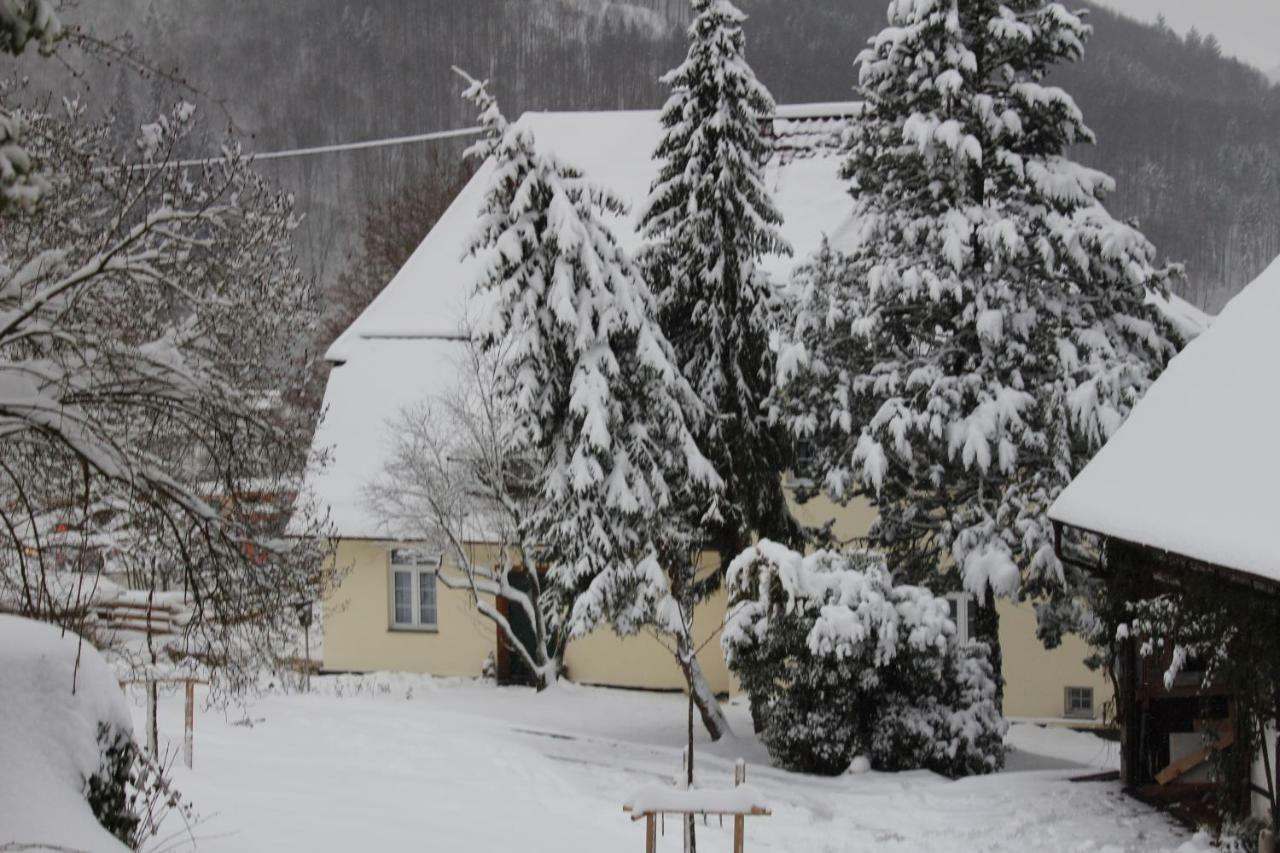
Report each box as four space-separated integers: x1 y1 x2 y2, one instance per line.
20 0 1280 310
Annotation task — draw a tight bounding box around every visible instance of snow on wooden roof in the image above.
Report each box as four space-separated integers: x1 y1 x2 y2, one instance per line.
1050 255 1280 584
770 102 861 163
306 105 859 539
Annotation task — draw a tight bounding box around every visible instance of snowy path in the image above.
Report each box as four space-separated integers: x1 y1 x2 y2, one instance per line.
135 675 1207 853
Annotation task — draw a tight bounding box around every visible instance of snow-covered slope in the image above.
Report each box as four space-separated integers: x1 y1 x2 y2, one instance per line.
0 616 132 852
1051 254 1280 583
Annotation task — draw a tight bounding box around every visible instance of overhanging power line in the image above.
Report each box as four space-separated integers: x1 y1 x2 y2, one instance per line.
105 125 484 171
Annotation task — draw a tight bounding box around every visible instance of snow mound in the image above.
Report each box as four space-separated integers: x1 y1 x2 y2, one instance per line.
0 615 132 852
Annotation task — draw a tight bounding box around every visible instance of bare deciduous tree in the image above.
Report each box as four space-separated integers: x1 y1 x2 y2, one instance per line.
0 97 338 695
366 342 565 690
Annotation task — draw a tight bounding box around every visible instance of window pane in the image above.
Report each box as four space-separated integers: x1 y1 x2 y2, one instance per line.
967 601 977 643
419 571 437 626
1066 687 1093 715
393 570 413 624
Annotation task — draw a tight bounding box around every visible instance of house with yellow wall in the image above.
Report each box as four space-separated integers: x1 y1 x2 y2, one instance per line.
303 105 1205 726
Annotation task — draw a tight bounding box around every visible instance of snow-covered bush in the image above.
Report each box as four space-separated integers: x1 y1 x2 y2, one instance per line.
871 642 1005 777
723 542 1006 777
769 0 1183 664
1 615 138 850
85 722 142 845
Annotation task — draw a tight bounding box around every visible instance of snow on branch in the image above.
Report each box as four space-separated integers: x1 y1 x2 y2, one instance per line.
0 100 337 696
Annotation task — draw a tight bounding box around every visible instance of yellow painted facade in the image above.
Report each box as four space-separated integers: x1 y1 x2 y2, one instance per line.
995 598 1111 722
785 489 880 544
323 539 498 677
565 586 739 694
322 496 1112 723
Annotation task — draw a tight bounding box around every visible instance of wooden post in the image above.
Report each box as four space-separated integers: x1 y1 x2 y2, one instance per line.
146 679 158 756
685 689 696 853
183 679 195 769
645 814 656 853
734 760 747 853
303 623 311 693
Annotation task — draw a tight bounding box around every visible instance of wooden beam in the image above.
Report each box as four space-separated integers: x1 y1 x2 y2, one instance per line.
625 806 771 820
1156 730 1235 785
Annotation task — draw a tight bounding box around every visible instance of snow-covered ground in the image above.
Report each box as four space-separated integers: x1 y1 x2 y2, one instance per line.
129 674 1209 853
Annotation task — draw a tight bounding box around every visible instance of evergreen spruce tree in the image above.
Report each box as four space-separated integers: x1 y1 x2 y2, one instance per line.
773 1 1181 672
638 0 797 604
458 70 721 686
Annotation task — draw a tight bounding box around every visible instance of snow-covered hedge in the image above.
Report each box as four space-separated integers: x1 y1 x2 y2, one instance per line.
723 542 1006 777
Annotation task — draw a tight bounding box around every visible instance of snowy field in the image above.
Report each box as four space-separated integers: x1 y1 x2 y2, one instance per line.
134 675 1210 853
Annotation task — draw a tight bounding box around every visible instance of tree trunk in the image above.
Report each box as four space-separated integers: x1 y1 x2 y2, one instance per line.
748 691 766 734
678 631 733 741
977 586 1004 714
684 688 696 853
531 648 563 693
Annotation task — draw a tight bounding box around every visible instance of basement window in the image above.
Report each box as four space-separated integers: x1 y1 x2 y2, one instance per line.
1065 686 1094 719
389 547 440 631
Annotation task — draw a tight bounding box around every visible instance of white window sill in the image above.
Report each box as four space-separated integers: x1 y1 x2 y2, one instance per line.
388 625 439 634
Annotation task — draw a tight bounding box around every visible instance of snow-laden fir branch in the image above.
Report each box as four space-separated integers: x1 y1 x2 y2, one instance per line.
771 0 1184 648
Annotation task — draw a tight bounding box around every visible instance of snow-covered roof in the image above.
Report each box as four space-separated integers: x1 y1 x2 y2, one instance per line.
323 107 857 364
1050 255 1280 585
305 106 859 540
306 104 1214 542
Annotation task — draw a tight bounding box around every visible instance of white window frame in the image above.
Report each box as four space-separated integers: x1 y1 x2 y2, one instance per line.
945 592 977 644
1064 686 1094 719
388 547 441 632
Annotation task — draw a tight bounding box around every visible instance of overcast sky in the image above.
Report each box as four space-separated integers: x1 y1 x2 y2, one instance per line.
1091 0 1278 71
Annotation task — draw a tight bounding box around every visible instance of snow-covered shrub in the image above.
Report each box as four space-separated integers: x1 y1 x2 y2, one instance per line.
724 542 1006 777
86 723 141 844
87 721 192 850
1 615 135 850
0 615 191 850
759 685 860 777
871 642 1006 777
